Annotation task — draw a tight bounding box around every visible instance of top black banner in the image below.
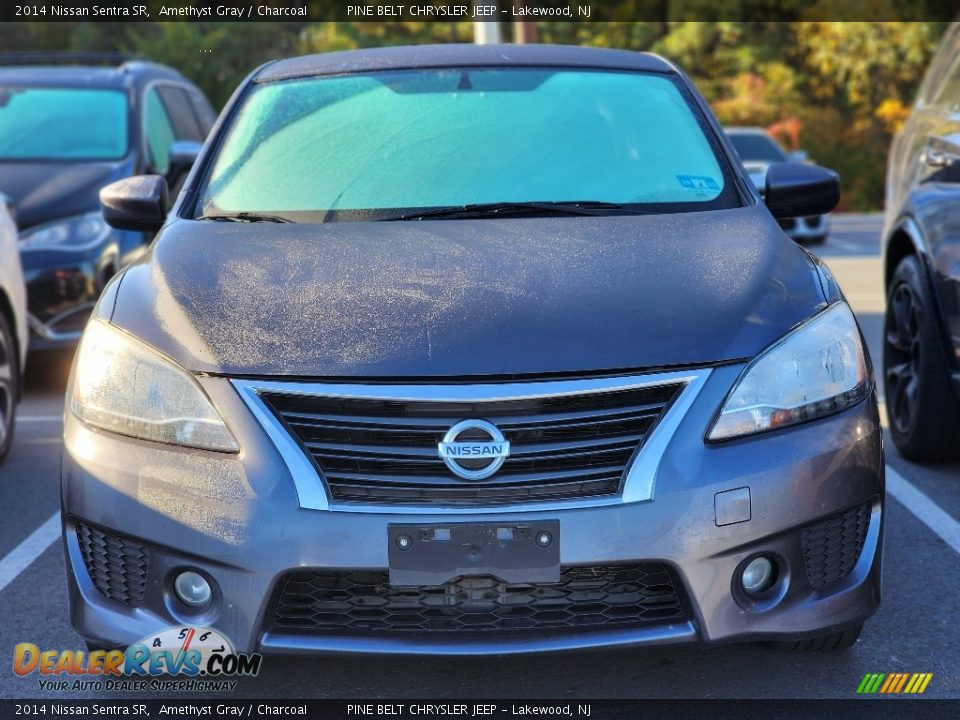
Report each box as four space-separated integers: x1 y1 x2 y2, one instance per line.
0 0 956 23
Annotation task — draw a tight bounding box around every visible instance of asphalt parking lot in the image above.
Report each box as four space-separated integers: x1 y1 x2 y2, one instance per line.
1 213 958 701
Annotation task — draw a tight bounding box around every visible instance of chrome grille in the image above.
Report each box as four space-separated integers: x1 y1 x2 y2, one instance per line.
260 383 683 506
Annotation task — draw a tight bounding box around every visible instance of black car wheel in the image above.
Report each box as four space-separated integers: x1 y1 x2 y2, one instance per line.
0 310 18 462
884 255 960 461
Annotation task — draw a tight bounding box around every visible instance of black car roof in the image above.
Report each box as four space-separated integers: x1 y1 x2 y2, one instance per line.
0 62 185 88
255 44 677 83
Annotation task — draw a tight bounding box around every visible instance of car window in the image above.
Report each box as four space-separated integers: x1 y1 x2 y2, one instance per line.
196 68 740 220
931 42 960 111
157 86 205 142
186 87 217 134
727 133 787 163
0 87 128 161
145 87 176 174
918 23 960 107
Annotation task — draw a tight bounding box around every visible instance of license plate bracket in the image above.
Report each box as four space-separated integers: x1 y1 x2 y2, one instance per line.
387 521 560 586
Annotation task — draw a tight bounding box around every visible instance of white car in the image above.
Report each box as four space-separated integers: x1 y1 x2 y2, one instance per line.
725 127 830 244
0 192 27 461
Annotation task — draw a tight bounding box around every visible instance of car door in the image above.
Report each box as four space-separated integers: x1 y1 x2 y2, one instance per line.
908 31 960 364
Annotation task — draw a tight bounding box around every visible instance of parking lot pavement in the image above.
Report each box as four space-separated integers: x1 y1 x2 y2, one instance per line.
1 213 958 700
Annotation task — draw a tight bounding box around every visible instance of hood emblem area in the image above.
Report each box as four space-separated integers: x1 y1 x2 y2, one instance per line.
437 419 511 481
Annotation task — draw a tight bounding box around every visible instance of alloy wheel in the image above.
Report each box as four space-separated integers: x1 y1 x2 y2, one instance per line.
884 281 923 435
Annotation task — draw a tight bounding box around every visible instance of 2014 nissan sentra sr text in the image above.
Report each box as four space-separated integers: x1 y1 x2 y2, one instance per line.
63 44 883 655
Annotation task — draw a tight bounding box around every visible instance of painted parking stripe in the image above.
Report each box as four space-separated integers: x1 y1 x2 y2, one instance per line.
886 464 960 555
825 237 863 252
0 512 60 594
15 415 62 423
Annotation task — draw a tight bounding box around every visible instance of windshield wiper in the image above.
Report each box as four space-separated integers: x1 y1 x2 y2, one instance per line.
198 212 293 224
382 201 651 221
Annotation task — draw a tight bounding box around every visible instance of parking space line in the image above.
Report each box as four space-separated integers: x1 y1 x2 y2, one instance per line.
825 237 864 252
886 465 960 555
0 512 60 594
16 415 62 423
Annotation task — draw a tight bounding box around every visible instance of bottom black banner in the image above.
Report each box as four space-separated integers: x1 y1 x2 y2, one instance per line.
1 699 958 720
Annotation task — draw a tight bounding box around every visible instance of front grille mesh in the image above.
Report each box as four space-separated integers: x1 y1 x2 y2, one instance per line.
801 503 871 590
261 383 682 506
76 523 150 607
269 564 688 635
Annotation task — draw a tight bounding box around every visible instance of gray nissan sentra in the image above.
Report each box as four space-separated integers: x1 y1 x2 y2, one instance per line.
62 44 883 655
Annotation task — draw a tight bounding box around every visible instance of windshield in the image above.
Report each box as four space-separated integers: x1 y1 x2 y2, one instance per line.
196 68 740 221
727 133 787 164
0 86 129 161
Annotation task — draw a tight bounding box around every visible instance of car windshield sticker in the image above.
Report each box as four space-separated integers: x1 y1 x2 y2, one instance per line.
676 175 721 191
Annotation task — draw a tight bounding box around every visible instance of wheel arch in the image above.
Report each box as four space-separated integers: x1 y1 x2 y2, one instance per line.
884 215 960 379
0 288 20 400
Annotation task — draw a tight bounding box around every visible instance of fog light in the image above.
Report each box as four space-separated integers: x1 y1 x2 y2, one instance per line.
174 571 212 608
741 556 774 595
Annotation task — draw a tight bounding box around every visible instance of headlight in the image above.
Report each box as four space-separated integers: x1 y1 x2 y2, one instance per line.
71 320 239 452
19 211 110 250
708 302 868 441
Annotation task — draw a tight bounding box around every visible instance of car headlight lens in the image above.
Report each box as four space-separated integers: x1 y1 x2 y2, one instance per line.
708 302 868 441
71 320 239 452
19 211 110 250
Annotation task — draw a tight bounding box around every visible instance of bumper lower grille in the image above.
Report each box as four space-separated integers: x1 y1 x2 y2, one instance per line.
261 383 682 506
268 564 688 635
801 503 871 590
76 523 150 607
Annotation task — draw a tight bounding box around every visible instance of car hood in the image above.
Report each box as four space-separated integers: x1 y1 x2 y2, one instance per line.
109 206 827 378
0 160 132 231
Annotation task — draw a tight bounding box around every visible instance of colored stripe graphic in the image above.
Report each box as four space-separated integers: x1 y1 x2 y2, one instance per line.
856 673 932 694
879 674 897 693
893 674 910 693
857 674 885 694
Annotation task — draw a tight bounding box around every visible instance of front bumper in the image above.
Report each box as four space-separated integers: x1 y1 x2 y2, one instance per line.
778 214 829 241
21 245 111 348
61 364 884 654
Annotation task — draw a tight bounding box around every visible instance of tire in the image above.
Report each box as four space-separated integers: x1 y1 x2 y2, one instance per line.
778 624 863 652
0 310 18 463
883 254 960 461
802 234 827 245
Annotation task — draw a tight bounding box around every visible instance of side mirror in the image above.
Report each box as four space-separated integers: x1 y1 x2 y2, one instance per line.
764 163 839 219
167 140 203 188
100 175 169 232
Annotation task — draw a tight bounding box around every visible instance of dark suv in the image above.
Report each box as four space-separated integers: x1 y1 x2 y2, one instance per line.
0 53 215 348
883 23 960 461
